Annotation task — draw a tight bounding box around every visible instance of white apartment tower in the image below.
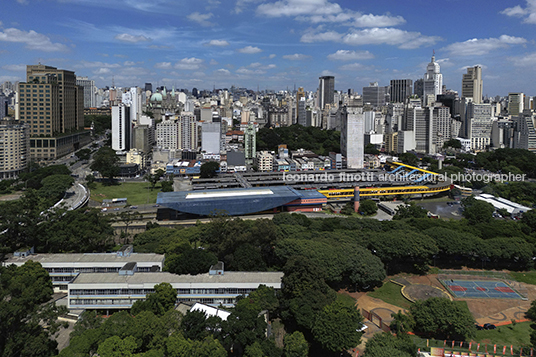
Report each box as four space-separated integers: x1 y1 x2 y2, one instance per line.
111 103 131 151
341 106 364 169
422 54 443 104
76 76 96 108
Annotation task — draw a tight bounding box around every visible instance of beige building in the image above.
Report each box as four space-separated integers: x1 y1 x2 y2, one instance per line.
461 66 483 104
17 64 90 162
255 151 274 172
0 119 29 179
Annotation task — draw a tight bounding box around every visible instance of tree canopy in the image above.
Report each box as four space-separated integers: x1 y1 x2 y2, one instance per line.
90 146 120 183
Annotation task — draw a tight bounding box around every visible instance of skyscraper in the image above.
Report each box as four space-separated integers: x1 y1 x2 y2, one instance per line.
461 66 483 104
244 122 256 165
112 103 131 151
76 76 96 108
362 82 388 108
423 54 443 104
390 79 413 103
318 76 334 110
0 119 29 179
17 64 89 161
508 93 524 117
341 106 364 169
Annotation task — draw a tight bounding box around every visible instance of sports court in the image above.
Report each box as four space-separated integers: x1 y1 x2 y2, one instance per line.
441 280 524 299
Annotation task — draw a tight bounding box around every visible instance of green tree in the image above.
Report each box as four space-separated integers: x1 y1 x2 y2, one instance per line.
443 139 462 149
165 249 218 275
410 297 476 340
526 299 536 321
340 202 355 215
284 331 309 357
365 333 416 357
346 247 386 290
38 174 74 203
75 148 92 161
220 302 268 354
311 299 363 353
462 196 494 224
0 261 67 357
398 153 419 166
200 161 220 178
90 146 120 183
393 202 428 220
97 335 137 357
359 199 378 216
161 180 173 192
131 282 177 316
365 143 380 155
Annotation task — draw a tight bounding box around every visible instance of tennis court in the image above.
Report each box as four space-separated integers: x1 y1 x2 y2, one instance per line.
441 280 524 299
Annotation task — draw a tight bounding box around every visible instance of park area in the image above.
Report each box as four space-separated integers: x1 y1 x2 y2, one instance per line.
89 182 159 205
350 270 536 356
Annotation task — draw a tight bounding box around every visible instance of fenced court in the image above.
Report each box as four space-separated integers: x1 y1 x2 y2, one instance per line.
441 279 525 299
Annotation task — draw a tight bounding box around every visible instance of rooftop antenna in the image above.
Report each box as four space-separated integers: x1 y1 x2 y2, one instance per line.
112 76 115 89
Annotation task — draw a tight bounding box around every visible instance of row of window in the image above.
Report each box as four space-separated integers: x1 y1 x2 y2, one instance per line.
70 288 255 296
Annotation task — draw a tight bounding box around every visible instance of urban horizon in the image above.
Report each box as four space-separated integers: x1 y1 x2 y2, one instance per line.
1 0 536 96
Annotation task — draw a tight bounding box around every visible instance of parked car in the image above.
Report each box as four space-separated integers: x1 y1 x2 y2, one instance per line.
475 324 484 330
130 206 138 209
483 323 497 330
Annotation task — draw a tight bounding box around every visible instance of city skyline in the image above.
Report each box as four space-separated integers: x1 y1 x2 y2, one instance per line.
1 0 536 95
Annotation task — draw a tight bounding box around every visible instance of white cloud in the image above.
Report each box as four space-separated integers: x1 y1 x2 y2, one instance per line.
155 62 172 69
210 59 219 65
115 33 151 43
282 53 311 60
2 64 26 71
269 54 276 59
501 1 536 24
236 67 266 75
320 69 336 76
237 45 262 54
257 0 405 28
339 63 365 71
257 0 341 17
78 61 121 68
301 30 343 43
124 61 136 66
214 68 231 75
327 49 374 61
234 0 262 14
342 28 441 49
508 52 536 66
174 57 205 70
443 35 527 56
206 39 229 46
0 27 68 52
94 68 111 75
187 12 215 27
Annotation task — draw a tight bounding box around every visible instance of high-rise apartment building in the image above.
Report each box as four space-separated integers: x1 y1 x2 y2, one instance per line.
17 64 89 161
461 66 483 104
423 55 443 104
340 106 364 169
508 93 524 117
0 94 7 119
362 82 389 108
318 76 335 110
390 79 413 103
155 114 198 151
112 103 131 151
0 119 29 179
513 110 536 152
244 122 256 165
296 86 305 121
466 102 493 151
76 76 96 108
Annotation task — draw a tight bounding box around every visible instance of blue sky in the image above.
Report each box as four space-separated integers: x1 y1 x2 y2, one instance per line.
1 0 536 96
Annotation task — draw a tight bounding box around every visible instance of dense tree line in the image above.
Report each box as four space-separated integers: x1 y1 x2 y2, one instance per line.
256 125 340 155
84 114 111 135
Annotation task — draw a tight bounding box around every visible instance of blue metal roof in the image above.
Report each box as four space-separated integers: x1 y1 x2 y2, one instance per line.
157 186 308 216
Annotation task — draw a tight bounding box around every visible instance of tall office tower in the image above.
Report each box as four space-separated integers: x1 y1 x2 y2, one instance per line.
18 64 88 161
0 94 7 119
112 103 131 151
76 76 96 108
390 79 413 103
461 66 483 104
155 114 198 151
404 105 450 154
179 113 198 150
244 122 256 165
318 76 335 110
341 105 364 169
385 103 404 133
296 86 305 116
465 102 493 151
144 83 153 92
513 110 536 152
201 122 222 154
297 97 307 126
0 119 29 179
241 108 250 124
362 82 389 108
508 93 524 117
422 54 443 104
414 79 424 98
122 87 145 123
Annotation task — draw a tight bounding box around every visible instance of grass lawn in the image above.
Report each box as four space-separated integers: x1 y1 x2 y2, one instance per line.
89 182 160 205
474 321 532 348
337 292 357 306
368 281 412 310
510 271 536 285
